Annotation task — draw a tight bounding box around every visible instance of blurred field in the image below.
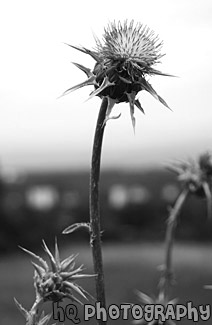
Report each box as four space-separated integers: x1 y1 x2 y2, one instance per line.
1 242 212 325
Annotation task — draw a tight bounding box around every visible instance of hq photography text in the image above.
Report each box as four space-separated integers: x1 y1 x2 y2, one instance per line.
53 301 211 323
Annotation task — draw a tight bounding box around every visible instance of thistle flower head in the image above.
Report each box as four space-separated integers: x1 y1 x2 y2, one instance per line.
168 152 212 218
133 290 177 325
20 240 94 305
63 20 172 129
95 21 163 67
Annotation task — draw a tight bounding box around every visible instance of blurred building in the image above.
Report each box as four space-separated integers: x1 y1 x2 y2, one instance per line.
26 185 59 211
108 184 151 209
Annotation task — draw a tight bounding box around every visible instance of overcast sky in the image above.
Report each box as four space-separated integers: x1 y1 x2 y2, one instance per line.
0 0 212 173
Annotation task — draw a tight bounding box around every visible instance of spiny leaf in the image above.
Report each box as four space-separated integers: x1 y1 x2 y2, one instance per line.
87 76 115 100
158 94 171 110
105 113 121 123
72 62 93 78
64 43 100 62
103 97 117 126
134 290 153 304
19 246 48 271
63 223 90 235
119 76 132 84
54 238 61 271
77 285 95 301
66 293 83 305
14 298 29 318
127 92 136 132
31 262 45 278
148 67 176 77
42 240 57 272
166 165 184 175
60 265 84 279
135 99 145 114
168 298 178 306
60 76 97 98
38 313 52 325
142 79 171 110
61 254 78 271
71 273 96 279
63 281 87 300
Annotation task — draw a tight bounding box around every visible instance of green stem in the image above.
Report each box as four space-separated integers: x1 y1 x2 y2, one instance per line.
160 188 188 297
89 97 108 322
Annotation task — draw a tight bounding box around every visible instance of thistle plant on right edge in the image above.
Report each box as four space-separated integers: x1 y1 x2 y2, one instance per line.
134 152 212 325
162 152 212 294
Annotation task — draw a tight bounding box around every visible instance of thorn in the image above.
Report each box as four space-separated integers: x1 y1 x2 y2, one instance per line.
42 240 57 272
58 76 97 99
54 237 60 269
64 43 100 62
14 298 29 319
72 62 93 78
119 76 132 84
19 246 48 271
86 77 115 101
38 313 52 325
102 97 117 127
142 79 172 111
126 93 136 132
31 262 44 278
149 67 177 77
135 99 145 114
63 281 87 300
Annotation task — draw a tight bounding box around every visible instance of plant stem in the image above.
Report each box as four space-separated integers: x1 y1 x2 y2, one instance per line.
160 188 189 297
89 97 108 317
30 297 44 323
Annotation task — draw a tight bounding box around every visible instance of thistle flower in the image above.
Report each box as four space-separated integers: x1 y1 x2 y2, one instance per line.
63 20 172 129
20 240 94 305
133 290 177 325
168 152 212 218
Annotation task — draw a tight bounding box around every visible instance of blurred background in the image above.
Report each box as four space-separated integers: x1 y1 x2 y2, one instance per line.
0 0 212 324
